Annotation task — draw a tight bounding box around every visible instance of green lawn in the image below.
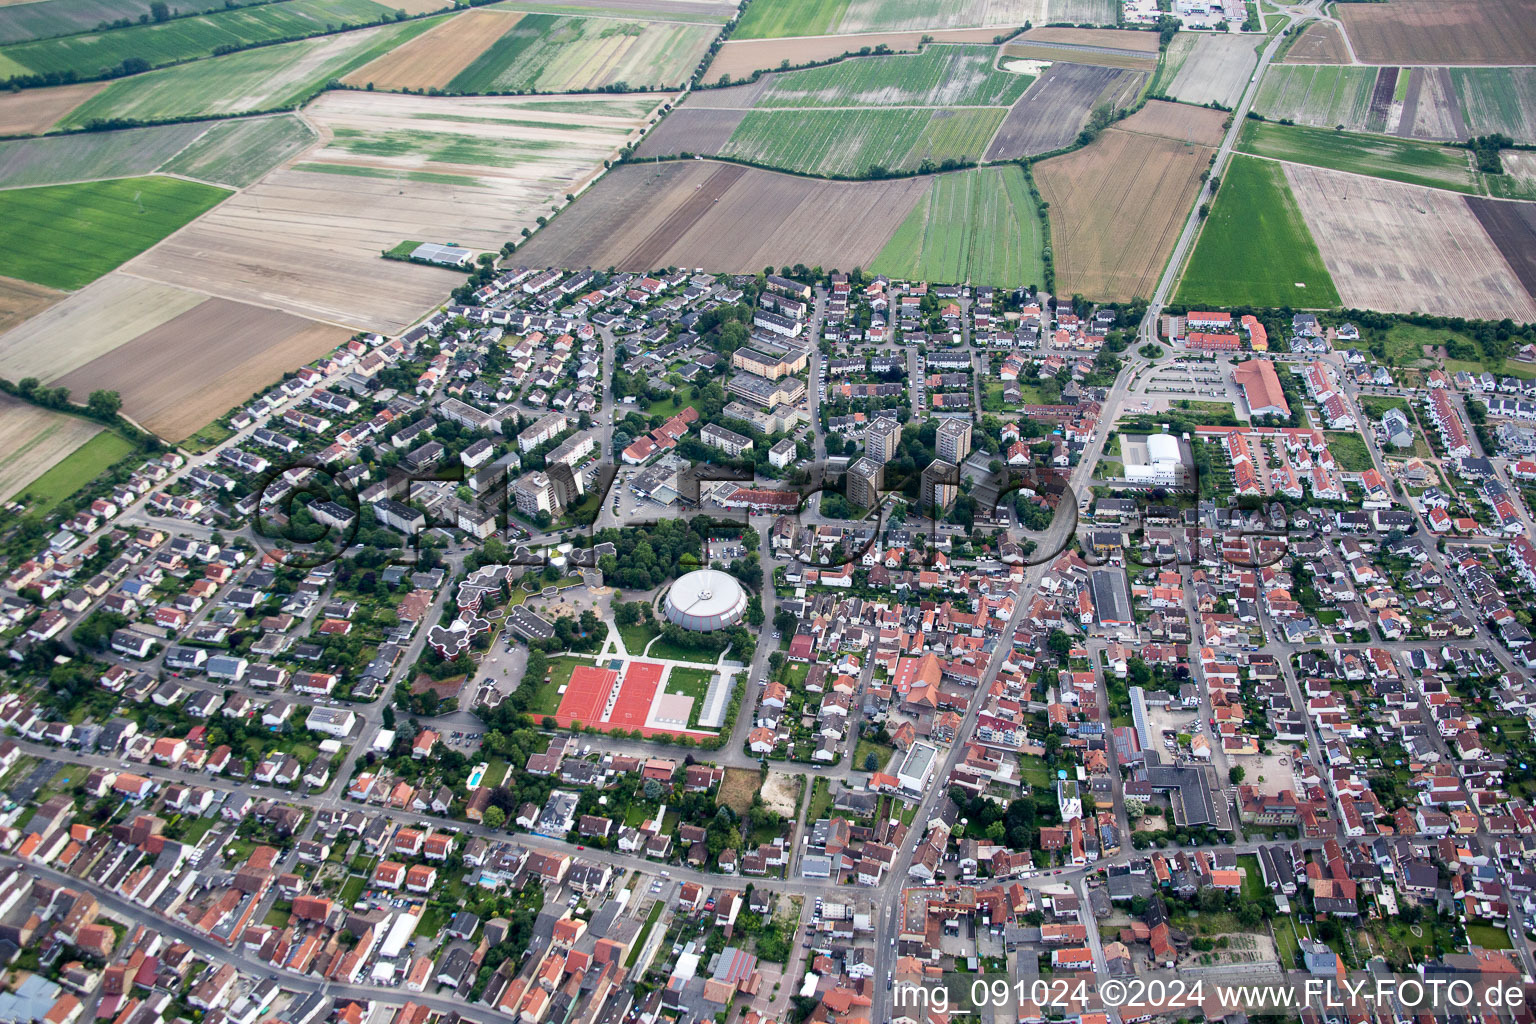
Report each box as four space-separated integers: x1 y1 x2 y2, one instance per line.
617 619 660 655
414 904 449 937
0 176 229 290
667 666 715 727
1465 921 1514 950
1175 154 1339 308
1324 431 1373 472
1238 119 1481 193
338 875 365 905
853 738 893 772
1358 395 1409 419
20 431 138 511
179 418 235 455
625 900 665 968
525 655 589 716
806 776 833 822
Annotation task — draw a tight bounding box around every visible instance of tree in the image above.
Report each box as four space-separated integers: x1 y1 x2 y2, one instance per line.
643 778 662 800
862 752 879 772
483 805 506 829
86 389 122 419
150 1 169 19
1124 797 1146 820
1228 765 1245 784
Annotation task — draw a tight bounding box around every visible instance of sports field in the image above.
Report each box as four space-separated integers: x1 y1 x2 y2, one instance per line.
57 17 441 127
553 659 712 738
1174 155 1338 309
1237 119 1480 193
870 165 1045 287
0 0 401 80
0 176 229 290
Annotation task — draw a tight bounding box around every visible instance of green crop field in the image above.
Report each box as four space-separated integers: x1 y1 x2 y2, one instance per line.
20 431 138 511
719 106 1002 176
1450 67 1536 144
0 175 229 290
58 16 440 126
487 0 727 20
1251 64 1377 129
1237 120 1480 193
0 121 204 188
732 0 849 38
325 126 564 164
871 165 1044 287
1175 155 1339 308
0 0 234 46
754 45 1034 108
446 13 716 93
0 0 400 81
160 114 316 186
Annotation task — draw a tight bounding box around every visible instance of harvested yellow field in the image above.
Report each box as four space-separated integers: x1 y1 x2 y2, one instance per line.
342 10 521 91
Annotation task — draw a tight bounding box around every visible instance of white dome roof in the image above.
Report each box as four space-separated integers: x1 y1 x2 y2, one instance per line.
664 569 748 631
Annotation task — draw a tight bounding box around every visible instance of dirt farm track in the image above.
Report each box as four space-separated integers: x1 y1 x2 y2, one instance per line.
515 160 928 273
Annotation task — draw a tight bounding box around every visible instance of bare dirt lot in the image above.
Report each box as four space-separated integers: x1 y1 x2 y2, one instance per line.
1336 0 1536 64
1281 22 1349 64
633 108 746 158
704 27 1002 83
0 82 105 135
760 770 800 817
0 272 205 383
0 275 62 337
57 298 348 440
719 766 760 813
342 10 521 91
1035 101 1223 300
1285 164 1536 321
516 159 927 272
1467 197 1536 302
985 63 1144 159
0 393 102 503
125 91 654 334
1163 33 1257 108
1018 26 1160 51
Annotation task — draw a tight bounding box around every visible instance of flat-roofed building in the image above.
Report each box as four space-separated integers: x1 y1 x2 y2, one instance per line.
701 424 754 458
846 457 883 510
920 459 959 513
936 418 972 465
866 417 901 464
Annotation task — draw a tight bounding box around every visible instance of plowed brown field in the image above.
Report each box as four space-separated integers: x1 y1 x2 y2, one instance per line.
1336 0 1536 64
1281 22 1349 64
0 82 104 135
0 276 61 337
516 159 927 273
57 299 349 440
342 10 521 91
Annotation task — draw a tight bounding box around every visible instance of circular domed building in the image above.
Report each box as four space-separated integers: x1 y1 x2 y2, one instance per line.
664 568 748 632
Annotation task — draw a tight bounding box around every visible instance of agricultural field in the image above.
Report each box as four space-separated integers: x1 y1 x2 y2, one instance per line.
123 91 651 332
0 276 62 336
444 11 718 92
1466 198 1536 302
57 17 441 127
0 0 405 81
15 430 136 512
0 0 234 45
0 393 103 503
1284 163 1536 322
0 273 206 382
1490 150 1536 201
0 175 229 291
1448 68 1536 144
1003 39 1156 71
158 114 317 187
1174 155 1339 308
1280 22 1349 64
1034 100 1225 301
0 81 105 135
1237 120 1480 193
516 159 928 274
869 164 1045 287
719 105 1005 177
1016 26 1159 51
57 298 349 440
985 63 1143 159
1043 0 1116 23
1251 64 1379 130
748 44 1033 107
1396 68 1466 142
1335 0 1536 65
633 108 747 158
702 27 1000 84
731 0 1047 40
1161 33 1256 108
341 9 521 91
0 121 205 189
